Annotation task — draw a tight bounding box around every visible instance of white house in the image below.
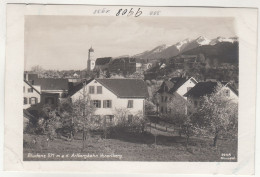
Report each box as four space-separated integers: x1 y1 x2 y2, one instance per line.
23 80 41 109
157 76 197 114
184 81 238 113
70 78 149 123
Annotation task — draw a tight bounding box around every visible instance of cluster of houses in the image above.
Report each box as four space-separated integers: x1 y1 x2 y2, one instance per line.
87 46 153 75
156 76 238 116
24 71 238 129
23 73 149 128
23 46 238 130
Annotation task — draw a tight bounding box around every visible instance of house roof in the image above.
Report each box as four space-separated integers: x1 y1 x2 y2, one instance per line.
169 77 197 94
184 81 238 97
96 79 149 98
23 109 34 119
24 80 41 94
69 79 94 96
157 76 197 94
33 78 69 91
95 57 112 65
69 78 148 98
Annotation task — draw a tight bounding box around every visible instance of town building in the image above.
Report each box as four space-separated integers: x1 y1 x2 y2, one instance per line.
157 76 197 114
87 46 95 71
184 81 238 114
70 78 149 124
94 57 112 71
24 73 69 107
108 57 137 74
23 80 41 109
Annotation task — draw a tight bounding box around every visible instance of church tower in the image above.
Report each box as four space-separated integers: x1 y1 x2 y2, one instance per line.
87 46 95 71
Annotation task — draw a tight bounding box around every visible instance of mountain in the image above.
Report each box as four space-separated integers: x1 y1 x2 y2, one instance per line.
132 36 238 61
133 44 170 60
210 36 238 45
182 41 239 64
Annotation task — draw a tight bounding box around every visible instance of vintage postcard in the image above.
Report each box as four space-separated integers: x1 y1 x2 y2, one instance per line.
4 4 257 175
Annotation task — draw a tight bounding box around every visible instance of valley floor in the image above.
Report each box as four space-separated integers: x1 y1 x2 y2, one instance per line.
23 127 237 162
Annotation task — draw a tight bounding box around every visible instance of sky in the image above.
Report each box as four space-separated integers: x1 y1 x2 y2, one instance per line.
24 16 236 70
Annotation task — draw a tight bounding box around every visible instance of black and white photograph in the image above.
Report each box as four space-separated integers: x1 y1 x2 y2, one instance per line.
23 14 239 162
3 3 257 174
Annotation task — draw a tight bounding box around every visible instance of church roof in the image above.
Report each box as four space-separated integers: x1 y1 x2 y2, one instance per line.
89 47 94 52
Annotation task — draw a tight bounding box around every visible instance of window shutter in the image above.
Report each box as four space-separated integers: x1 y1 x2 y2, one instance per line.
110 100 112 108
35 97 38 104
103 100 106 108
29 98 31 104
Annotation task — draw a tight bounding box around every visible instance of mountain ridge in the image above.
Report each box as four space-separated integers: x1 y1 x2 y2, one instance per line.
131 36 238 60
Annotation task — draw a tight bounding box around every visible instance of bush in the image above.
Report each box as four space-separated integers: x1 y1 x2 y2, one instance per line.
106 110 146 137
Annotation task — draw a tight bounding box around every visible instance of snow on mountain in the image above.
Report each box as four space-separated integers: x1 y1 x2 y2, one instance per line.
210 37 238 45
195 36 211 46
175 38 191 51
150 44 169 53
130 36 238 60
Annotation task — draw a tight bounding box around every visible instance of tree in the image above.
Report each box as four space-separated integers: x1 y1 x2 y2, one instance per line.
70 83 97 150
39 104 63 141
196 83 238 147
105 70 111 78
145 100 157 115
164 93 196 148
31 65 44 74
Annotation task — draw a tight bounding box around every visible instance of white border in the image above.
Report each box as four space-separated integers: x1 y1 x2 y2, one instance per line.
1 1 259 177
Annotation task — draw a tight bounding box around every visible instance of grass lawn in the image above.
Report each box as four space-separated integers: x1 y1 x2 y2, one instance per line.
23 128 237 161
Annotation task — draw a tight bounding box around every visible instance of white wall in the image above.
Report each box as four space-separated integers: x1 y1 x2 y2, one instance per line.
158 78 197 114
176 78 197 99
23 82 41 109
223 85 238 103
71 79 144 116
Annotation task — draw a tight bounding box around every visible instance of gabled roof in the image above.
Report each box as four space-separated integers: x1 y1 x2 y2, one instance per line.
23 109 35 119
95 57 112 65
34 78 69 91
69 78 94 96
24 80 41 94
69 78 148 98
157 76 197 94
184 81 238 97
169 77 197 94
96 79 149 98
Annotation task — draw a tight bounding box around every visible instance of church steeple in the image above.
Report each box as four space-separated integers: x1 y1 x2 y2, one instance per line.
87 46 95 71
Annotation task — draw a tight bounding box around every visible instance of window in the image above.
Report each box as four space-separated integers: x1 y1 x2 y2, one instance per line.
89 86 95 94
24 97 28 105
225 90 230 97
103 100 112 108
165 96 168 102
30 97 37 105
127 100 133 108
161 107 164 113
128 115 133 123
93 100 101 108
161 96 164 102
97 86 102 94
105 115 114 123
28 88 33 93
